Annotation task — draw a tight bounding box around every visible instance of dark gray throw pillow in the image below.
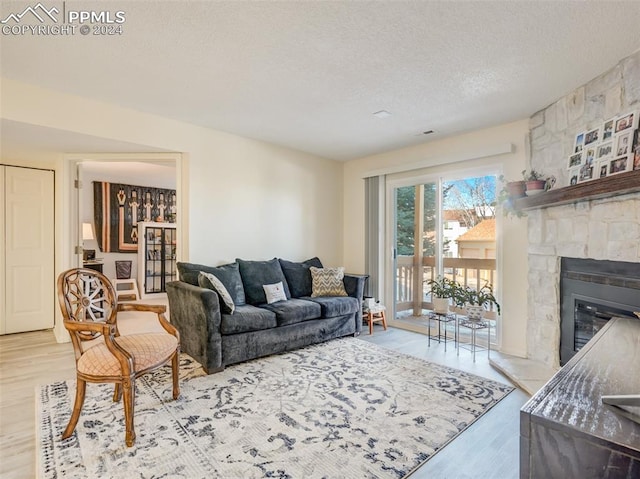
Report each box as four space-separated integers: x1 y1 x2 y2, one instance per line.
176 261 246 305
278 257 323 298
236 258 291 305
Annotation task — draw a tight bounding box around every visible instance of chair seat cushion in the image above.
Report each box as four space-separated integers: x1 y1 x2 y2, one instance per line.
221 305 277 335
78 333 178 377
259 298 322 326
302 296 360 318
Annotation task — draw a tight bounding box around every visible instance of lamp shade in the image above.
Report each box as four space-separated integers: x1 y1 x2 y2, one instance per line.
82 222 95 241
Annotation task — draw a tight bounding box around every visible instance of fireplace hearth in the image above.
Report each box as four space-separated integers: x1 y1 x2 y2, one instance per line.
560 258 640 365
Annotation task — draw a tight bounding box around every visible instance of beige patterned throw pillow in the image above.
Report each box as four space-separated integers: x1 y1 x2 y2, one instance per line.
198 271 235 314
310 266 347 297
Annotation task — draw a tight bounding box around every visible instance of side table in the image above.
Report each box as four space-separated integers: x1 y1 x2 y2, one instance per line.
457 317 490 362
83 261 103 273
427 312 457 351
364 305 387 335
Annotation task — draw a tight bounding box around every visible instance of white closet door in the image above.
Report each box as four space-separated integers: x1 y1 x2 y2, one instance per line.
3 166 54 334
0 167 4 333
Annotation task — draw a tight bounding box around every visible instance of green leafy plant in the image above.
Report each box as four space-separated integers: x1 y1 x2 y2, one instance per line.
522 169 544 181
424 276 457 298
458 281 501 315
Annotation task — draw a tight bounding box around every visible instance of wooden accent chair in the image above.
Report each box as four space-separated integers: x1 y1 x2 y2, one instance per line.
56 268 180 447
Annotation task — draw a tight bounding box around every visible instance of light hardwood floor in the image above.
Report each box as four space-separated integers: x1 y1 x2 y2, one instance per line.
0 323 528 479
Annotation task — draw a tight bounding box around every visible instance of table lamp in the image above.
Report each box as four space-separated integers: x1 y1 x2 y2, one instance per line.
82 222 96 261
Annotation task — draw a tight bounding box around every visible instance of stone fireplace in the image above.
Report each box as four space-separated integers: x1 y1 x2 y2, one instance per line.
526 50 640 368
527 193 640 368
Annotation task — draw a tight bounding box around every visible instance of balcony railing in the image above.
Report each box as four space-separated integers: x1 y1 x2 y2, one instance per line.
396 255 498 319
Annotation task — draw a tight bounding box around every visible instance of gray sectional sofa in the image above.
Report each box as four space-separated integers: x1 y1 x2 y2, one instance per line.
166 257 366 373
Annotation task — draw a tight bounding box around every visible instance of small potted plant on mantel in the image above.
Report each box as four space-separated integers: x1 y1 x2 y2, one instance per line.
523 169 547 196
458 281 501 321
498 174 526 199
497 175 527 218
425 276 457 314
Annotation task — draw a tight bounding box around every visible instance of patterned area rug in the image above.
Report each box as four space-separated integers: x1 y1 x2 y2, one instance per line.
37 338 513 479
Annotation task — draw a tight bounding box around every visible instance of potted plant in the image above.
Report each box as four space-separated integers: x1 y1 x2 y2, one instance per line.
497 175 526 218
425 276 457 314
522 169 547 196
458 281 501 321
498 174 526 199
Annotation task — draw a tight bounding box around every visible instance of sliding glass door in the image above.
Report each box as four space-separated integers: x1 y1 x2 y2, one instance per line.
388 172 499 342
393 182 438 319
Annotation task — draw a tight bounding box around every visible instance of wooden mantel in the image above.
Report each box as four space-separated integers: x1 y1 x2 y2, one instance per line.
515 169 640 211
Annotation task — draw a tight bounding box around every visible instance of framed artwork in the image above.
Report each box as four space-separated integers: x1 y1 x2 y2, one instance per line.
614 130 634 157
596 141 613 159
614 111 639 134
93 182 177 253
584 127 601 146
567 151 583 169
574 132 585 153
584 147 596 164
602 118 615 141
633 145 640 171
578 159 595 183
609 155 631 176
568 167 580 186
597 159 609 179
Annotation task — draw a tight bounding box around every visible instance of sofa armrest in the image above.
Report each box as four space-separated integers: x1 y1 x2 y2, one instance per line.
343 274 367 334
166 281 223 373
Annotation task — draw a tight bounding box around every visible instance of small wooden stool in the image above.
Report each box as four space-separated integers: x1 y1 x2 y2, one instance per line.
365 305 387 335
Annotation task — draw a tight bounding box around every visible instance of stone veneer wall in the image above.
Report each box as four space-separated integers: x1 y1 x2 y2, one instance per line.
527 50 640 368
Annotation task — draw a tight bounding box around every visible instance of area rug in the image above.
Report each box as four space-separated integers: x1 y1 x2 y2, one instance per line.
37 338 513 479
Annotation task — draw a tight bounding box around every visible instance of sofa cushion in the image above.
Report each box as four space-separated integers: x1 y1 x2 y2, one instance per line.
303 296 360 318
198 272 235 314
177 261 246 306
278 257 323 298
310 266 348 297
237 258 291 305
259 298 321 326
220 305 277 335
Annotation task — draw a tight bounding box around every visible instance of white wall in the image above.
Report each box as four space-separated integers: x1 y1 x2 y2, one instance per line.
1 78 344 269
342 120 530 357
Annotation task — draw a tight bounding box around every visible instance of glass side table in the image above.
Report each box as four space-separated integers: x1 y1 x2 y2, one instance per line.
427 312 457 351
457 317 490 362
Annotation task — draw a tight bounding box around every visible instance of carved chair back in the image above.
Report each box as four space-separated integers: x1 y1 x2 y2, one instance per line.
57 268 119 357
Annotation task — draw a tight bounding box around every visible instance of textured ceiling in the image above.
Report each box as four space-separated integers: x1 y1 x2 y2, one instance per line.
2 1 640 160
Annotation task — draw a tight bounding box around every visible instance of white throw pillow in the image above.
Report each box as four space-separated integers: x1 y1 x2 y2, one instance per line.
263 281 287 304
198 271 235 314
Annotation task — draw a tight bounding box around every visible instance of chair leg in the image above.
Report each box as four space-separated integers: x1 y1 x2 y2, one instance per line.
62 378 86 440
113 383 122 402
122 376 136 447
172 352 180 400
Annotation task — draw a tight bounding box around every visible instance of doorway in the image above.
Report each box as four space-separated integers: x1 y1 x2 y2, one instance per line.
77 159 178 284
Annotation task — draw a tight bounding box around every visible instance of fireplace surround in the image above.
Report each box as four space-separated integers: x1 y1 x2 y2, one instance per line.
559 257 640 365
526 193 640 368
